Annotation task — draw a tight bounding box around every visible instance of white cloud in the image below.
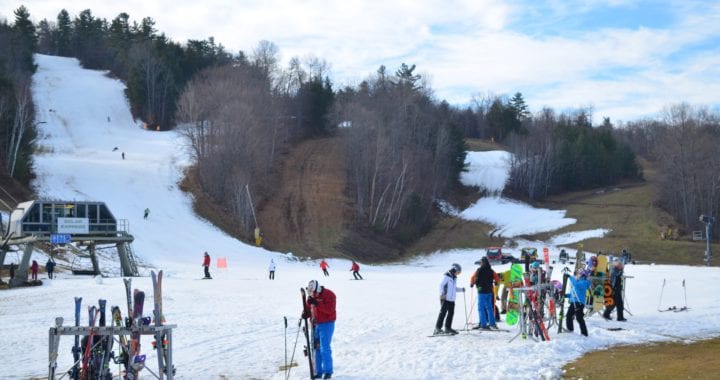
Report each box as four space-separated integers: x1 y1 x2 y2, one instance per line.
2 0 719 122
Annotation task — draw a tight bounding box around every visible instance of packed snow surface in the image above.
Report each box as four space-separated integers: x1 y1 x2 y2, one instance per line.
0 55 718 379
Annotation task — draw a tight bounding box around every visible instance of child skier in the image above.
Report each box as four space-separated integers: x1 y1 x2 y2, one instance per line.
434 263 465 335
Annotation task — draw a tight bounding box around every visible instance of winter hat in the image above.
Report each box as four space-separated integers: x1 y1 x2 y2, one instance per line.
530 261 541 270
481 257 490 266
450 263 462 273
580 269 591 278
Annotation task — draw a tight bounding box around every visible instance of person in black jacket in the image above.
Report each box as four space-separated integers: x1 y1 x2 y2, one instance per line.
471 257 498 329
603 259 627 321
46 258 56 279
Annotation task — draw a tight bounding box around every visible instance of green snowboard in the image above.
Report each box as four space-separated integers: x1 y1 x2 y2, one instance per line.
505 263 524 326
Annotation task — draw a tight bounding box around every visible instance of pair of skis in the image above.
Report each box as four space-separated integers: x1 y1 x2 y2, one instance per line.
151 270 174 377
657 278 689 312
300 288 317 379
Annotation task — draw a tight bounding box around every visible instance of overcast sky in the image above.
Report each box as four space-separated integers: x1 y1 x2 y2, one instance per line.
2 0 719 123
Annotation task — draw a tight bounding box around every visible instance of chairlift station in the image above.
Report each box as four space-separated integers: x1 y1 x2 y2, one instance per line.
1 200 140 287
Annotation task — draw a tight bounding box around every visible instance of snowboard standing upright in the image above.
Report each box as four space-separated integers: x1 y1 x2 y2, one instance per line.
505 263 524 326
592 255 608 313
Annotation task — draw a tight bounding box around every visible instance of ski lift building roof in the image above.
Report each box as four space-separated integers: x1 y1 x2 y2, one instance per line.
7 200 125 238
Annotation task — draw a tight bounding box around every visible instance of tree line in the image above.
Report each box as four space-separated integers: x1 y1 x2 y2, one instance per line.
615 104 720 237
0 6 37 183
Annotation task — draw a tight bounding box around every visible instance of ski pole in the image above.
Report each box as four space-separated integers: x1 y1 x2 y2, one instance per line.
683 279 687 309
657 279 665 311
467 291 477 328
284 316 288 377
286 318 302 380
463 290 468 331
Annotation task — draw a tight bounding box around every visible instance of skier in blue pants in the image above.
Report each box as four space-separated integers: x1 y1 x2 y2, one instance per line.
305 280 337 379
471 257 499 329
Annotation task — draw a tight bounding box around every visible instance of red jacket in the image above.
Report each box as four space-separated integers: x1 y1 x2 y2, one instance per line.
309 287 336 324
320 260 329 270
203 254 211 266
351 262 360 271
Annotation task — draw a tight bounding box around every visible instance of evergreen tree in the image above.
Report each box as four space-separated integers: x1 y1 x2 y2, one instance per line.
55 9 73 57
510 92 529 120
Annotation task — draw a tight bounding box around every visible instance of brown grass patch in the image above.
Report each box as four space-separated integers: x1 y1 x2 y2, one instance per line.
563 338 720 379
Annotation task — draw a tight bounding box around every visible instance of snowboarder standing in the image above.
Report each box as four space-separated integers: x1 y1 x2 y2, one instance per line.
268 259 276 280
566 269 591 336
303 280 336 379
471 257 498 329
31 260 39 281
46 258 56 279
434 263 465 335
143 208 150 219
202 252 212 279
350 260 363 280
603 259 627 321
320 259 330 277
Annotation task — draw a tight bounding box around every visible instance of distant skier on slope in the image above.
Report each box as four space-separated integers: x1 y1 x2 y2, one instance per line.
566 269 591 336
320 259 330 277
202 252 212 279
434 263 465 335
268 259 276 280
350 260 363 280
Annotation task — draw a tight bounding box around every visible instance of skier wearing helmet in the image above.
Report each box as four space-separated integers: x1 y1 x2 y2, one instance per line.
434 263 465 335
529 261 544 285
566 269 592 336
303 280 336 379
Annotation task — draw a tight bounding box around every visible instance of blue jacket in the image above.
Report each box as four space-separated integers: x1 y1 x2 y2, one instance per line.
568 276 591 304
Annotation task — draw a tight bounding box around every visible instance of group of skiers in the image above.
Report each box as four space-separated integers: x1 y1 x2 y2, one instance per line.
198 253 364 283
433 252 628 337
2 258 56 283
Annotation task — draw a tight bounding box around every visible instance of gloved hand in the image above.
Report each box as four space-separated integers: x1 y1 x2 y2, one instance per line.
307 297 318 305
470 283 475 288
302 310 310 319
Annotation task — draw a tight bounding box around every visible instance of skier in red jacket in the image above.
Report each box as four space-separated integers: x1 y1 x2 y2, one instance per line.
320 259 330 277
202 252 212 279
350 260 363 280
303 280 336 379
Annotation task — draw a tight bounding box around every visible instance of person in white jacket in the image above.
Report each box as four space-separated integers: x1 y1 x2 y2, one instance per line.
434 263 465 335
268 259 276 280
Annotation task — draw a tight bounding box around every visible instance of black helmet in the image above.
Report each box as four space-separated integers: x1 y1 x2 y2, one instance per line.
450 263 462 273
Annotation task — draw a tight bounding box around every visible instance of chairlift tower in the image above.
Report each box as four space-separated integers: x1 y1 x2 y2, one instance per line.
700 214 715 266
